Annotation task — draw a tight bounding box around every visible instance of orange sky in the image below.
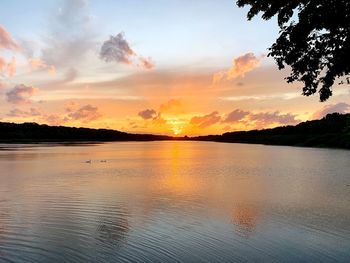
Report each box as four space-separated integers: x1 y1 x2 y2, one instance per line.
1 1 349 136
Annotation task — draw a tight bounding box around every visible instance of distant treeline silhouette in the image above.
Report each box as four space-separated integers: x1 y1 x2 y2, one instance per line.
192 113 350 149
0 113 349 149
0 122 172 142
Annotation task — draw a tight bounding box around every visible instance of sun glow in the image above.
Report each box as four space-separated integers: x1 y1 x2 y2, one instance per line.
167 118 185 135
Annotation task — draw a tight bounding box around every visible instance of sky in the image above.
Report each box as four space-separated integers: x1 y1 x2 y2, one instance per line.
0 0 349 136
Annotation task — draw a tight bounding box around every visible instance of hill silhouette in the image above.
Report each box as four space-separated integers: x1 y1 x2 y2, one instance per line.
0 113 349 149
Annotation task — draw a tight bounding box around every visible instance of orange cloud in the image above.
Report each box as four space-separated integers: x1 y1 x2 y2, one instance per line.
213 53 263 83
159 99 183 114
0 25 20 51
190 111 221 128
0 56 16 77
7 56 16 77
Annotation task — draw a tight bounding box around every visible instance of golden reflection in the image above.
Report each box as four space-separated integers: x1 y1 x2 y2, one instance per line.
155 142 202 196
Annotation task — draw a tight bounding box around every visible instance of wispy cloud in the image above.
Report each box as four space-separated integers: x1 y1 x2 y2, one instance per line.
138 56 155 69
29 58 56 75
41 0 96 69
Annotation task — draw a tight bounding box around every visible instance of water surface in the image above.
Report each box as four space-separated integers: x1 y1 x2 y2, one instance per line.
0 141 350 262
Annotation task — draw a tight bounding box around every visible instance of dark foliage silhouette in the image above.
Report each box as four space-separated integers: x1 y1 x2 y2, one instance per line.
193 113 350 149
236 0 350 101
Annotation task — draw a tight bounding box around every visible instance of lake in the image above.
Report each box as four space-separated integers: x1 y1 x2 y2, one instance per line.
0 141 349 262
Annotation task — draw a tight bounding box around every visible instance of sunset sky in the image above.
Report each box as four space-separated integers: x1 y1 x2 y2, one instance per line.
1 0 349 136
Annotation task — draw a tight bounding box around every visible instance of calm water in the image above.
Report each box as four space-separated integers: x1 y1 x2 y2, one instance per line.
0 141 350 262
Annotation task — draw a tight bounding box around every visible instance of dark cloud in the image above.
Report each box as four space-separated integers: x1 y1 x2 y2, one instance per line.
312 103 350 119
190 111 221 128
100 32 155 69
6 84 38 104
100 32 135 64
138 109 157 120
223 109 249 123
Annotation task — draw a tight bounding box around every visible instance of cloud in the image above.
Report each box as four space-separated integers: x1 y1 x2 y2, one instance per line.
138 109 157 120
190 111 221 128
6 56 16 77
138 56 155 69
159 99 182 114
43 114 68 126
249 111 298 127
213 53 262 83
0 57 7 74
0 25 20 51
223 109 250 123
64 68 78 82
190 109 299 130
67 104 101 122
6 84 38 104
312 103 350 119
40 0 96 68
212 71 226 84
0 56 16 77
29 58 56 75
100 32 135 64
100 32 155 69
7 108 41 117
